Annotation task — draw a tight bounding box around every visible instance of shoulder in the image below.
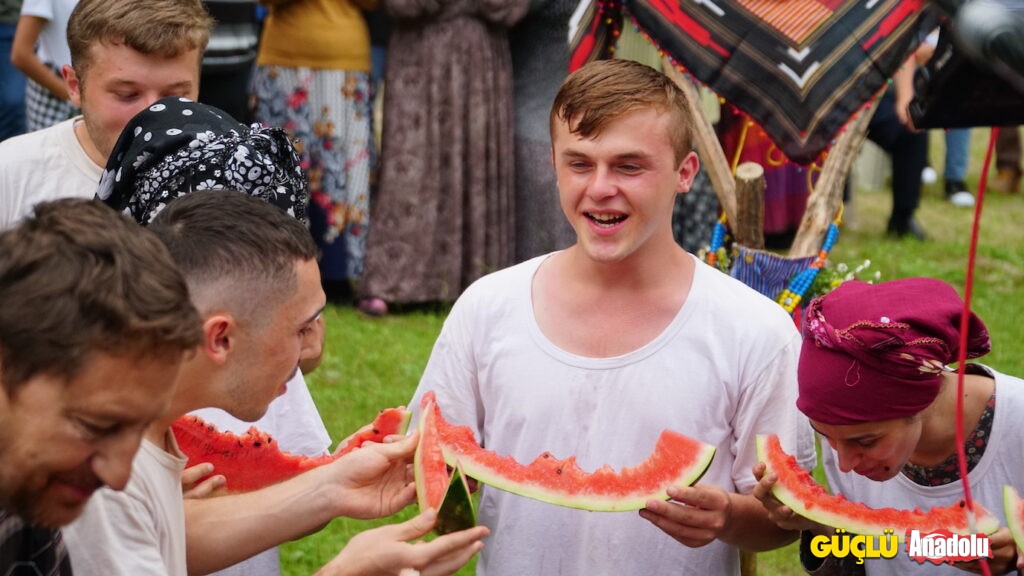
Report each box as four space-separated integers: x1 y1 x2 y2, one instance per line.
690 259 799 339
452 255 546 313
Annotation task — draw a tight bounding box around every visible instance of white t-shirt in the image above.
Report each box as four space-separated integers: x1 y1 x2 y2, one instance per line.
189 370 331 576
412 253 815 576
822 365 1024 576
65 432 188 576
0 117 100 230
19 0 76 67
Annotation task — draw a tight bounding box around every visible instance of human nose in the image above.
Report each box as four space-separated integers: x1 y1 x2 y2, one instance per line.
836 446 861 473
586 165 618 201
92 430 145 491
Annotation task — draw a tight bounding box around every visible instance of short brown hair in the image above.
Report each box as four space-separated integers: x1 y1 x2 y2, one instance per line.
148 191 319 325
550 59 694 162
0 199 202 393
68 0 213 79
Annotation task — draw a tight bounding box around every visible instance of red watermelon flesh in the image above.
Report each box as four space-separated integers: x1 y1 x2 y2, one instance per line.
414 396 450 511
173 407 410 492
757 434 1000 540
420 391 716 512
1005 485 1024 554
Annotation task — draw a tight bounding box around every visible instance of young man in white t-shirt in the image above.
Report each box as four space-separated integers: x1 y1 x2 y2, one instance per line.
411 58 814 575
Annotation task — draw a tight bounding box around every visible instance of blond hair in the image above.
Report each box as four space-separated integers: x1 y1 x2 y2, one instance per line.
68 0 213 79
550 59 694 162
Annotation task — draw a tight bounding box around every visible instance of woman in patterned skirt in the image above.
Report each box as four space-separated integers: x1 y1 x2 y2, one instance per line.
254 0 376 291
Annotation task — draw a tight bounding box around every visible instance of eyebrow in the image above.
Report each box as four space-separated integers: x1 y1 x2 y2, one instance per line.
105 79 193 91
560 149 652 161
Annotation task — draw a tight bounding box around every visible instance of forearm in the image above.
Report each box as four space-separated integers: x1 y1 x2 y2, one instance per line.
11 16 68 100
720 493 802 551
184 473 337 574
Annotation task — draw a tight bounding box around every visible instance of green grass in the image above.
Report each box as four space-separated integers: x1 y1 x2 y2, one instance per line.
282 129 1023 575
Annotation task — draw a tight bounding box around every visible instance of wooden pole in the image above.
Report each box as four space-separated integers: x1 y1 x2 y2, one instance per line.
789 102 876 258
733 162 766 249
661 58 738 228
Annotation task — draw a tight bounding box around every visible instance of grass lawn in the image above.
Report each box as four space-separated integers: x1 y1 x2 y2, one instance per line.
282 128 1023 575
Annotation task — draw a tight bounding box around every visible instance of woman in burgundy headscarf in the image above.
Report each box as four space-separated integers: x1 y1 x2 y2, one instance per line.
753 278 1022 575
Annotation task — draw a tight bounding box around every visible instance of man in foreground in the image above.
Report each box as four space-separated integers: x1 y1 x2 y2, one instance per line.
0 198 201 572
411 59 814 574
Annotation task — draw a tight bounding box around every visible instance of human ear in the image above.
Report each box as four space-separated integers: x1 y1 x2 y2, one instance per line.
201 314 234 365
675 151 700 194
63 65 83 108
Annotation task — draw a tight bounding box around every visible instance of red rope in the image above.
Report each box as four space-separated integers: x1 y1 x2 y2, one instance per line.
955 127 998 576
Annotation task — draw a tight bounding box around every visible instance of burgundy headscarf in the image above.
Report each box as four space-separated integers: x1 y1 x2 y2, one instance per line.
797 278 991 425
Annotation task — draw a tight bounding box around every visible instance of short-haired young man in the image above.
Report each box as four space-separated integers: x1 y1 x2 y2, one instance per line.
0 198 201 573
65 191 489 576
411 59 814 575
0 0 212 229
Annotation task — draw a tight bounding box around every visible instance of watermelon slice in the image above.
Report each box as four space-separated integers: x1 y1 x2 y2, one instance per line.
173 407 410 492
1004 485 1024 554
420 391 716 512
757 434 1000 540
414 397 449 511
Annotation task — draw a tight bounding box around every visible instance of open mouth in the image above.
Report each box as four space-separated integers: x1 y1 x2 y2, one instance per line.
585 212 627 228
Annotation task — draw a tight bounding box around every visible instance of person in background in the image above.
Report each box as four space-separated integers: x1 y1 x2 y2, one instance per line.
357 0 528 316
0 198 201 574
993 127 1021 194
0 0 213 231
410 59 814 575
10 0 78 131
199 0 259 123
0 0 26 140
754 278 1022 575
254 0 377 298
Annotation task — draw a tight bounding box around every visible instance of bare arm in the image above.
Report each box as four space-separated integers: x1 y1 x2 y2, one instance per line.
10 15 68 100
184 433 418 574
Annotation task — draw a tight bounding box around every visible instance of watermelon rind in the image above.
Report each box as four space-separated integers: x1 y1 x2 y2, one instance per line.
757 434 1000 542
436 462 476 535
1004 485 1024 554
422 395 715 512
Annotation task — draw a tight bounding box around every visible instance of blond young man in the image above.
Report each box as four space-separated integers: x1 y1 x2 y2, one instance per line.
0 0 211 230
0 198 201 573
410 59 814 575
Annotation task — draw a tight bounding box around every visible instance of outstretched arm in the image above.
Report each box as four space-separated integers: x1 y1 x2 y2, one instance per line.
184 432 418 574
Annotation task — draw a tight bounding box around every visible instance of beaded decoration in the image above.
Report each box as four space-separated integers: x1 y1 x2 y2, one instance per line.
776 206 843 313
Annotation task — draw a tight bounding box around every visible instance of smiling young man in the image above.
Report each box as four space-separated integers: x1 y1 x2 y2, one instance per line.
410 59 814 575
0 0 211 230
0 198 201 573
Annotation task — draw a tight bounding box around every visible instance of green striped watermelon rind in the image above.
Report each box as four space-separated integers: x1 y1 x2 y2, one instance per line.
424 394 716 512
757 434 1000 542
1004 485 1024 554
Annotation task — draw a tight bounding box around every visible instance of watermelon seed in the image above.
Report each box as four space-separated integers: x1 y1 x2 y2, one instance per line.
254 441 262 447
372 428 380 434
556 467 563 474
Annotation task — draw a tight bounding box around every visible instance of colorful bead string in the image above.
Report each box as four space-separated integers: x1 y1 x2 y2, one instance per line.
776 205 844 313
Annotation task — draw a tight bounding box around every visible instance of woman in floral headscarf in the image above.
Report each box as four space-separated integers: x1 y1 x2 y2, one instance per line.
753 278 1023 575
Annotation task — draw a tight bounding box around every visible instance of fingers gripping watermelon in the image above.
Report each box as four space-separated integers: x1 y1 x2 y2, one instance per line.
757 434 1000 541
172 407 410 492
420 392 716 512
1005 485 1024 554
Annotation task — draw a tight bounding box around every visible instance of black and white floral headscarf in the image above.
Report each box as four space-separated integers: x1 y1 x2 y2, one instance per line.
96 97 307 224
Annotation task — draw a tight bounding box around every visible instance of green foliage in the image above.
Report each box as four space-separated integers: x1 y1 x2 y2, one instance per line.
283 130 1022 575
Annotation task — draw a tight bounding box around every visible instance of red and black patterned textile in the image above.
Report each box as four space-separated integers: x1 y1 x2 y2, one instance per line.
570 0 934 164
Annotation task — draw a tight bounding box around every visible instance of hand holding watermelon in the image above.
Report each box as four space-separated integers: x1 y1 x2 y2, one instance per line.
181 463 225 499
751 461 829 534
316 510 490 576
638 484 734 548
313 431 420 520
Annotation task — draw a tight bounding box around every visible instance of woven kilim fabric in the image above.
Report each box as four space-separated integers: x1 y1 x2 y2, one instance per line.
570 0 935 164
